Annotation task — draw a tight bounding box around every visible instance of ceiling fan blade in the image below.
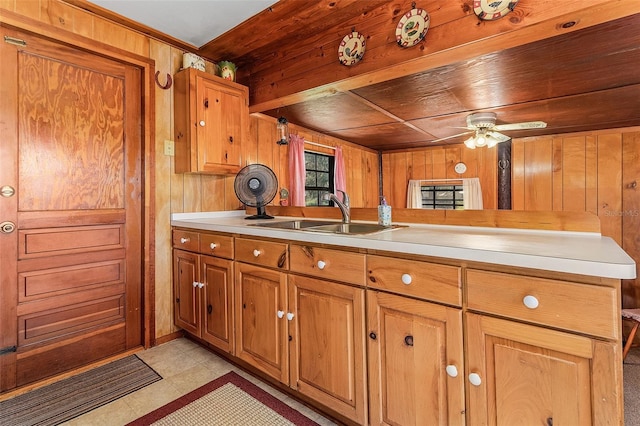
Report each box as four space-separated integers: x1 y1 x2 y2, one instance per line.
494 121 547 131
429 131 473 143
487 131 511 143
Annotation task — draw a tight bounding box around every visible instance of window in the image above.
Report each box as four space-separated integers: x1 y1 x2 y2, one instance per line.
421 185 464 209
304 151 334 206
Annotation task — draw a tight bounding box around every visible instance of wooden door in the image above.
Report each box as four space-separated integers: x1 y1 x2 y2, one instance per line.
288 275 368 425
0 28 143 391
173 250 200 335
201 255 234 353
466 313 622 425
234 263 288 383
367 291 465 426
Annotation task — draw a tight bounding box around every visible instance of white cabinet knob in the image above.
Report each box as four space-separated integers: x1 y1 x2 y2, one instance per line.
401 273 412 285
277 310 284 319
468 373 482 386
210 243 218 250
199 120 205 126
180 237 189 244
253 249 261 257
523 295 539 309
192 281 198 288
198 282 204 288
317 260 326 270
445 365 458 378
286 312 295 321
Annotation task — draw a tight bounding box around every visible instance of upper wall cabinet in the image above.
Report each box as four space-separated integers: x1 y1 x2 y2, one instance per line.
174 68 248 174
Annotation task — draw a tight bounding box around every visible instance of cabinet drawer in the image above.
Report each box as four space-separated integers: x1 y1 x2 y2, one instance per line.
367 255 461 306
200 233 234 259
466 269 618 339
235 238 288 270
172 229 199 252
290 244 365 286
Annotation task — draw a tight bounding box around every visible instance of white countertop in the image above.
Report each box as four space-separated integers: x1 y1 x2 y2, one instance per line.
171 211 637 279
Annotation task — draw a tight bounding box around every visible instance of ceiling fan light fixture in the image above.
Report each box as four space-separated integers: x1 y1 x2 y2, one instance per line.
464 136 477 149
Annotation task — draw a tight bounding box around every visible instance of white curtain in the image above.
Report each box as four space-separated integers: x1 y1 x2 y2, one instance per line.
462 178 483 210
406 180 422 208
406 178 483 209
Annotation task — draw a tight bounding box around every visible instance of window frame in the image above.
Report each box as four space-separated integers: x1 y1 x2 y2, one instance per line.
420 184 464 209
304 150 335 207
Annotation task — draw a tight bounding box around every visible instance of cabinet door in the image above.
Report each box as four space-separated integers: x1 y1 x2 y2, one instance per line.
196 77 242 174
367 291 465 426
466 313 623 425
201 255 234 353
289 275 368 425
219 89 243 169
235 263 289 383
173 249 200 335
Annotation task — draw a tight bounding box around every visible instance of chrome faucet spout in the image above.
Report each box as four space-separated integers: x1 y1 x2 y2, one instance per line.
323 190 350 224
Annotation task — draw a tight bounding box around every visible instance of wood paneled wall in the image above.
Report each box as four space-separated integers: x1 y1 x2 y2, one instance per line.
382 144 498 209
381 128 640 308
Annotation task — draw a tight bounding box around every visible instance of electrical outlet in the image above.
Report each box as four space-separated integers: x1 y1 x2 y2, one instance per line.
164 140 175 156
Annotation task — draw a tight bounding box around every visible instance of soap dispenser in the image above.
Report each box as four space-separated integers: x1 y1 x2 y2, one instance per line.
378 196 392 226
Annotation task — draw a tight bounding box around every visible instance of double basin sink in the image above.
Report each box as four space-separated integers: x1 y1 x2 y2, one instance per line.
251 219 404 235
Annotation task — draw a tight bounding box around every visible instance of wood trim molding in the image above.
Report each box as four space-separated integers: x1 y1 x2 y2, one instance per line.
61 0 198 52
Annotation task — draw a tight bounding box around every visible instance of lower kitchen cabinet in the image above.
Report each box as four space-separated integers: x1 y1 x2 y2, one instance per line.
367 290 465 426
171 227 625 425
173 249 234 353
465 313 621 425
288 274 368 425
235 262 289 383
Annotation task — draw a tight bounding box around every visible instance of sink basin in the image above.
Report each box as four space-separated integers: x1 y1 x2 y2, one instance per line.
302 223 403 235
250 220 404 235
250 219 338 230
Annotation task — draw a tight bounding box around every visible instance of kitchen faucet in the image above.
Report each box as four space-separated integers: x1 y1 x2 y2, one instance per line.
323 190 350 224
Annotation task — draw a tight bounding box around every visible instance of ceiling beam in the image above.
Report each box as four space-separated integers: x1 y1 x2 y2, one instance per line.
247 0 640 113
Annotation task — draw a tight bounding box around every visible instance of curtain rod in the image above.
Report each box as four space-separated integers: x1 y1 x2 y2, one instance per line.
411 178 464 182
304 139 336 150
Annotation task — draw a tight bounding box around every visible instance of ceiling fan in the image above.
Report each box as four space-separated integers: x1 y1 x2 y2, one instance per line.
432 112 547 149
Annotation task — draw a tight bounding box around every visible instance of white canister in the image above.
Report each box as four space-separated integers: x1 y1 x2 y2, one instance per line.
182 52 205 71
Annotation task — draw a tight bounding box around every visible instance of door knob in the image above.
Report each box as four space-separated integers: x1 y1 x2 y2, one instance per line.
0 186 15 197
0 221 16 234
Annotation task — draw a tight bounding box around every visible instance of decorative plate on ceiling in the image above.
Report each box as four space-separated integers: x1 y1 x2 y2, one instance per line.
338 31 366 66
473 0 519 21
396 7 430 47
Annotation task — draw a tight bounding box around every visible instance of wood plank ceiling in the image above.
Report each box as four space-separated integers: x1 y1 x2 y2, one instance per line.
263 14 640 150
197 1 640 151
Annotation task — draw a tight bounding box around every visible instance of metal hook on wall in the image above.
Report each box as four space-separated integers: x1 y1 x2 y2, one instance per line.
155 71 172 90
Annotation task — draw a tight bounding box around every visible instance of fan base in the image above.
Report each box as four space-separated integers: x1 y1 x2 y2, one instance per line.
245 205 274 220
245 213 274 220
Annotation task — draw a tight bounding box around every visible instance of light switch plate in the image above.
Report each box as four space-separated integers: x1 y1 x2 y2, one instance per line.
164 140 175 156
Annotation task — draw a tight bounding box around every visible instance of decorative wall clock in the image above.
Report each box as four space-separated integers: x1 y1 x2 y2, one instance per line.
473 0 519 21
338 30 366 66
396 7 430 47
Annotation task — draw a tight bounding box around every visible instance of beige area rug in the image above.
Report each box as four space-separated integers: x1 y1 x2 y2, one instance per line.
127 371 320 425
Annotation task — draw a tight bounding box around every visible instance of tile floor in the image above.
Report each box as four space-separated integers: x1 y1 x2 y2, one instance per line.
61 338 337 425
48 339 640 425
